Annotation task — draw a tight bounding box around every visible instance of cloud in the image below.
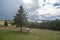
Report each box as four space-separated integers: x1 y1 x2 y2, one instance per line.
23 0 32 4
33 0 60 20
22 0 60 20
49 0 59 4
0 0 60 20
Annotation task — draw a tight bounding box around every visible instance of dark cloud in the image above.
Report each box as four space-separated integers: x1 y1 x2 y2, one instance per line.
43 0 46 2
0 0 22 20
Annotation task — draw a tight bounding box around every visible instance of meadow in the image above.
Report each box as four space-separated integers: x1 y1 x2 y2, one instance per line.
0 20 60 40
0 20 4 25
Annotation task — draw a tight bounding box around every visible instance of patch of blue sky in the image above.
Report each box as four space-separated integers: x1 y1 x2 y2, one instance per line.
53 2 60 7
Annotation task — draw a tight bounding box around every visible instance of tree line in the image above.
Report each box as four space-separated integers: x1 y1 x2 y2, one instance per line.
28 19 60 31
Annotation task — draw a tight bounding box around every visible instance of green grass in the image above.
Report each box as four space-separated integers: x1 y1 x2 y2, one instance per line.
0 28 60 40
0 20 60 40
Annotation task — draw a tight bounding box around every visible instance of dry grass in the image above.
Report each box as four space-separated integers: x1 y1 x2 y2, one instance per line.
0 27 60 40
0 20 60 40
0 21 4 25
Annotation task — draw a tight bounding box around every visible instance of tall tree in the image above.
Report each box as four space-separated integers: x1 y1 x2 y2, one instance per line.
13 5 27 32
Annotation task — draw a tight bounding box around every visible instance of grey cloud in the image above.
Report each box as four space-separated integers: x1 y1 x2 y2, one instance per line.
53 2 60 9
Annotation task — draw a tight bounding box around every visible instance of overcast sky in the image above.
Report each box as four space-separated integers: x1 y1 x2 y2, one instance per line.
0 0 60 21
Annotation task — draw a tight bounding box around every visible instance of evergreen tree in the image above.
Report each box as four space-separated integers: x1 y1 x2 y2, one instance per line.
4 21 8 26
13 5 27 32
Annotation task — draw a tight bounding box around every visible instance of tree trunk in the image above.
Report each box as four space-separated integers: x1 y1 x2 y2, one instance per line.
20 26 22 32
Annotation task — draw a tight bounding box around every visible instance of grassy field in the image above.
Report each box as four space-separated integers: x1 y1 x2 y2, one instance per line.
0 20 4 25
0 20 60 40
0 20 12 26
0 27 60 40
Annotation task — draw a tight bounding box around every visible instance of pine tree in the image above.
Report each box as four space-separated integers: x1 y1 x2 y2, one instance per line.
13 5 27 32
4 21 8 26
